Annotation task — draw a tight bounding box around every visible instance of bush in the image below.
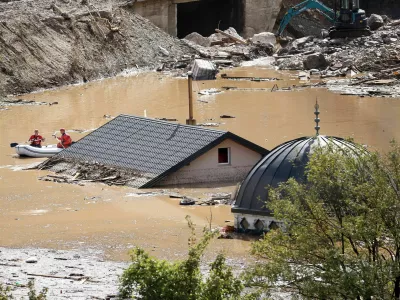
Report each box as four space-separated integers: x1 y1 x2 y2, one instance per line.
0 280 47 300
119 216 257 300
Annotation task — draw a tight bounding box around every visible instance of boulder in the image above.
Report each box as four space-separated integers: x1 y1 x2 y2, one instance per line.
291 36 314 49
26 257 38 263
183 32 211 47
367 14 384 31
303 53 329 70
251 32 276 45
209 27 243 43
277 56 303 70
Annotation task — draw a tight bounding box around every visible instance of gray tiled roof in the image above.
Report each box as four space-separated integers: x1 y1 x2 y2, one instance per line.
54 114 268 188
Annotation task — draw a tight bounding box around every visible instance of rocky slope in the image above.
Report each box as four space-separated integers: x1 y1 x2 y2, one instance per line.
0 0 193 96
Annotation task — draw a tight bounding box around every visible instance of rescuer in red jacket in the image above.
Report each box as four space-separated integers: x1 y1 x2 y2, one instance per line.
54 128 72 148
28 129 45 148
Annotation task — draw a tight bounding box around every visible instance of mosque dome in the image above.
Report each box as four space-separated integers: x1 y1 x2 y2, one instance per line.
231 135 358 226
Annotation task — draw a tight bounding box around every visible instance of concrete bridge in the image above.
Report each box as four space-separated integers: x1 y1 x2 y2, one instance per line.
132 0 283 38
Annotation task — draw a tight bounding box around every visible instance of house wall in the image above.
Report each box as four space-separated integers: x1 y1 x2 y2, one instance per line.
157 139 263 186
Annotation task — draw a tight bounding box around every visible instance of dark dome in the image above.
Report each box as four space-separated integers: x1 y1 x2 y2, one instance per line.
232 136 358 216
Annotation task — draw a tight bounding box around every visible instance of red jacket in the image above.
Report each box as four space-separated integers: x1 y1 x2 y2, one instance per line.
29 134 44 146
57 133 72 148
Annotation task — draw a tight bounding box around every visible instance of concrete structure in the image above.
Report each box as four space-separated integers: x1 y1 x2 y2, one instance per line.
231 135 360 233
132 0 283 38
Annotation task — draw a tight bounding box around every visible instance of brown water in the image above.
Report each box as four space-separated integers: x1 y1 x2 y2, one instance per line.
1 67 399 261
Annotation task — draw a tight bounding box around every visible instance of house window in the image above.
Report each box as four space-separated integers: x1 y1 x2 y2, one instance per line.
218 148 230 164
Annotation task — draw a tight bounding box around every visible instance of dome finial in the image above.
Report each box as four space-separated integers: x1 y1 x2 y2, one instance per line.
314 98 320 136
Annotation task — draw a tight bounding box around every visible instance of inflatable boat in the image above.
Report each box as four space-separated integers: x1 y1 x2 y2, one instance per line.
14 144 63 158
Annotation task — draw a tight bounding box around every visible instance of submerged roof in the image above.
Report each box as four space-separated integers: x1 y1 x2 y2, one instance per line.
54 114 268 188
231 135 358 216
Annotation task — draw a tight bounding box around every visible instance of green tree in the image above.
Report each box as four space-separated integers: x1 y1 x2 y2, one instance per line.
0 284 13 300
119 216 256 300
248 141 400 299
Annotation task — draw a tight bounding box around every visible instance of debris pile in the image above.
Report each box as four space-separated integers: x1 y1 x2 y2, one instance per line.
38 157 145 187
274 17 400 97
181 27 276 69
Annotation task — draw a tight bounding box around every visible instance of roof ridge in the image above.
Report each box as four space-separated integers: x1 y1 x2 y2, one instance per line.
118 114 228 134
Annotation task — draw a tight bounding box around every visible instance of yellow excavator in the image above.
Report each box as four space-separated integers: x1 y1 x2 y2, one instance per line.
276 0 371 39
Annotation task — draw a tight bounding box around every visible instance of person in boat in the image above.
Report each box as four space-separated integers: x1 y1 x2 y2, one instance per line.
28 129 45 148
53 128 72 148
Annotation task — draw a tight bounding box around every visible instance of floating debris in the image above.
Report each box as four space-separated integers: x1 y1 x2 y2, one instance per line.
221 73 280 82
198 88 222 96
197 122 220 127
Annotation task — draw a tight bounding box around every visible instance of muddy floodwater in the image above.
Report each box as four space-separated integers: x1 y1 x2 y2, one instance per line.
1 67 400 262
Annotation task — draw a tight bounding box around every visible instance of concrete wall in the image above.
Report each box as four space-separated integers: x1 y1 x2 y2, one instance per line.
132 0 283 38
233 213 284 232
157 139 262 186
133 0 177 36
243 0 283 37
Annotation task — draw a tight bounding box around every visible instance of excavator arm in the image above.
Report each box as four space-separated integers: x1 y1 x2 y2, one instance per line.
276 0 337 36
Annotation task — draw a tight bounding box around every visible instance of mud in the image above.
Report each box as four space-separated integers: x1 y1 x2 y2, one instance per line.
0 67 399 298
0 247 126 299
0 0 194 96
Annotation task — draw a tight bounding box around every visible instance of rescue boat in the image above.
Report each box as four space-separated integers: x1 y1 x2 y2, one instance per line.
15 144 63 158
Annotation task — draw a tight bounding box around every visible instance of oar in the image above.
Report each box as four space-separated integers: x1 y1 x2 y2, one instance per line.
53 133 65 149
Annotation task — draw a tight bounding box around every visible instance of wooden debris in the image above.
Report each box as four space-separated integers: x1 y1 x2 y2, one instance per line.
27 273 87 281
155 118 178 121
221 74 280 81
220 115 235 118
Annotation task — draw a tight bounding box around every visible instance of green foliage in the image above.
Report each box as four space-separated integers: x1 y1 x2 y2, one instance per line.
27 281 47 300
0 281 47 300
248 140 400 299
0 284 13 300
119 216 254 300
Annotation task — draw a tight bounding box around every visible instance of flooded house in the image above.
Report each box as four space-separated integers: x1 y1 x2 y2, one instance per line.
41 114 269 188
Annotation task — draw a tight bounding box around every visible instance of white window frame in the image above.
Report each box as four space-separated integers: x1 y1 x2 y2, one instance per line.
218 147 231 165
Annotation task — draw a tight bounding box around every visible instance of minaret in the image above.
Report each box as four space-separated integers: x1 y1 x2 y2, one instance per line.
314 99 320 136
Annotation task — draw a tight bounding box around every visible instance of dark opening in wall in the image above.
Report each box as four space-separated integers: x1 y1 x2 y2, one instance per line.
177 0 244 39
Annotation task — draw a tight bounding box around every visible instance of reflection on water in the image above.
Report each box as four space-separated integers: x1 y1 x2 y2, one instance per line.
0 67 399 261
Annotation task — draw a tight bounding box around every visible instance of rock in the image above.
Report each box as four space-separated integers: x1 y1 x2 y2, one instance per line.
277 56 303 70
251 32 276 45
26 257 38 263
291 36 314 49
365 40 379 46
368 14 384 31
209 27 243 43
303 53 329 70
183 32 211 47
321 29 329 38
158 46 169 56
329 38 345 45
383 37 397 44
277 47 289 56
